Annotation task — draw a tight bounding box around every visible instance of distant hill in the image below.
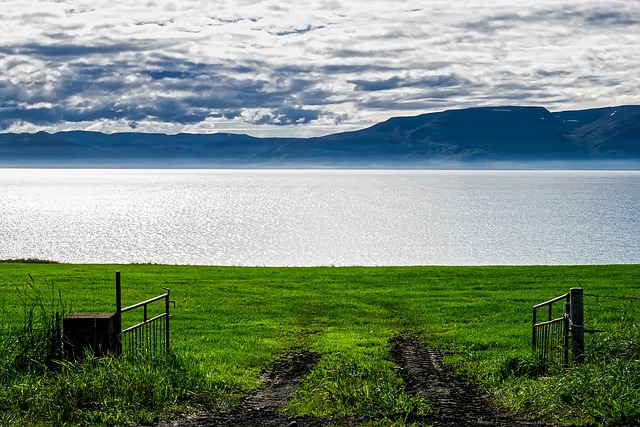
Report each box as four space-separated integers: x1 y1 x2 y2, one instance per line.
1 105 639 167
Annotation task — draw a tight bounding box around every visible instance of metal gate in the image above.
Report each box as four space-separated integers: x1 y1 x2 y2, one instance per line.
116 271 173 357
532 293 570 370
532 287 585 371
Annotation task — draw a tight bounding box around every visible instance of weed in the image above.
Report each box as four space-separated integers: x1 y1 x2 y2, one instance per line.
1 351 224 426
289 353 429 423
495 352 547 381
0 275 67 379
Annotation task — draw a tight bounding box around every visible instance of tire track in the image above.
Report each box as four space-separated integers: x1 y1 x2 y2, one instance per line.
154 336 559 427
155 350 326 427
389 335 556 427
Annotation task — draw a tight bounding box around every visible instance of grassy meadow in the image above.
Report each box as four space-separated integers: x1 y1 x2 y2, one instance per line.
1 263 639 426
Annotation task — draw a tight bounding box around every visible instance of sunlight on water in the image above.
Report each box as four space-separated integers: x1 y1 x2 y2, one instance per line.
1 169 639 266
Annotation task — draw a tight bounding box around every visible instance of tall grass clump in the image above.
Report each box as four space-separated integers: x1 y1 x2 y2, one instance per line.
0 276 227 426
0 275 67 379
288 354 429 424
487 306 640 426
0 352 223 426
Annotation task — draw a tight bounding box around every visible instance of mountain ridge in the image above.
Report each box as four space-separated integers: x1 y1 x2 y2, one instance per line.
1 105 639 167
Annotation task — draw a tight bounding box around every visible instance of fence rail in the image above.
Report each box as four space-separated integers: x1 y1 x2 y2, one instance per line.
532 288 584 371
116 271 173 357
532 293 569 370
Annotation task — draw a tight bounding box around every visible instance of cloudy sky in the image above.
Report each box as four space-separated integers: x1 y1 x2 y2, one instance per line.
1 0 639 137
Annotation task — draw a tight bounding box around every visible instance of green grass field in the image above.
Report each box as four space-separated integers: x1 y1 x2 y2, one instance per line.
1 263 639 425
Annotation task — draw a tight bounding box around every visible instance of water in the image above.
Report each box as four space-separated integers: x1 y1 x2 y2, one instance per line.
1 169 638 266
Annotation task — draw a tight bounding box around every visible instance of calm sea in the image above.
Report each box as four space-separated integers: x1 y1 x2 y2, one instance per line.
0 169 638 266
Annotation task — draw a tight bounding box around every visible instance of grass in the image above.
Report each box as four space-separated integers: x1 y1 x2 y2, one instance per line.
0 263 639 425
487 304 640 426
0 352 220 426
0 275 66 377
0 275 229 426
288 353 429 420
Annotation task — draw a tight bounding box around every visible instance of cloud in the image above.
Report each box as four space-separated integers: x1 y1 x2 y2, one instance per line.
0 53 332 131
8 42 147 58
584 10 640 26
349 74 470 92
241 107 320 126
0 106 63 130
463 4 640 34
269 24 325 36
1 0 639 136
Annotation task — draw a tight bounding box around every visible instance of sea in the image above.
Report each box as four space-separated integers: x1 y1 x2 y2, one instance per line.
1 168 638 266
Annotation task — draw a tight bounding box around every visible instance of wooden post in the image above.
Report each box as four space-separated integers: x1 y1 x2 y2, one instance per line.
116 271 122 316
570 287 584 364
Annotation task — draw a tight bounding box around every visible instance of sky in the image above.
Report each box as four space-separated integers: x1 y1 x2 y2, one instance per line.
1 0 639 137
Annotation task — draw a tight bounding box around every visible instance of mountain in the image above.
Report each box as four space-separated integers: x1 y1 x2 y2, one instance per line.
1 105 639 167
554 106 640 157
0 131 100 158
288 106 585 163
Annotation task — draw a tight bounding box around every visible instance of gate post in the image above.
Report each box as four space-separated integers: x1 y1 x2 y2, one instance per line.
532 306 537 351
570 287 584 364
115 270 122 355
164 288 171 353
563 294 570 368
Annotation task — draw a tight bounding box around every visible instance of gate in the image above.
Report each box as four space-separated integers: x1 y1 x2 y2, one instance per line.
116 271 173 357
532 292 569 369
532 287 584 370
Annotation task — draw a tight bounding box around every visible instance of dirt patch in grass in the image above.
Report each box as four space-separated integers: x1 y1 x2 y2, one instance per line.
389 334 557 427
152 336 559 427
153 350 326 427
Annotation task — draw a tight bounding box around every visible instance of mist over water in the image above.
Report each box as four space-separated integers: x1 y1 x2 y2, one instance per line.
1 169 638 266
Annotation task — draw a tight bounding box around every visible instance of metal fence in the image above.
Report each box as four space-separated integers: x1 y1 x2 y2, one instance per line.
532 288 585 371
116 271 173 357
532 292 570 370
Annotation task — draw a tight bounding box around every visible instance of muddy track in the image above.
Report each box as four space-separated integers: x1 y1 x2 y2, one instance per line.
154 350 327 427
152 336 558 427
389 335 556 427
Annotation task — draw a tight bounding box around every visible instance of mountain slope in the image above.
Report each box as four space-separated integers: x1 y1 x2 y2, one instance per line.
555 106 640 156
0 131 99 159
0 105 638 166
290 106 588 162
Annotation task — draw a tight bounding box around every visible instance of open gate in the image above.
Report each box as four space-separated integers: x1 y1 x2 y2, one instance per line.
532 292 569 369
116 271 174 357
532 287 584 371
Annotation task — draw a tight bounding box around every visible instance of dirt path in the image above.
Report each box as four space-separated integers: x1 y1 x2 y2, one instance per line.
154 350 326 427
389 335 555 427
153 336 557 427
